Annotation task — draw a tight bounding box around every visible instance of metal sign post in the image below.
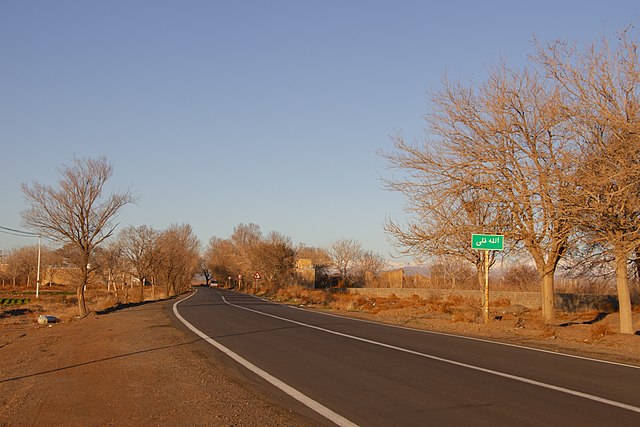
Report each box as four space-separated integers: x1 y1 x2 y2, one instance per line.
471 234 504 323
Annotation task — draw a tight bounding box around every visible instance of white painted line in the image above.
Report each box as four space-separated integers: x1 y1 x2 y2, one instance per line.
287 302 640 370
222 293 640 415
173 291 358 427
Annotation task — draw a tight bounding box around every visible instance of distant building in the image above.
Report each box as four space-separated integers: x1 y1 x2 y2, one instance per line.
295 259 316 288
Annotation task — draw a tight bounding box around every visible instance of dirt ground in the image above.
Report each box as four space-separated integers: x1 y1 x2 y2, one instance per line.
1 289 640 426
0 296 319 427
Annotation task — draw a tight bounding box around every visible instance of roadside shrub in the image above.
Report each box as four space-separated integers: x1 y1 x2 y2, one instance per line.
329 293 351 310
393 299 413 309
538 323 557 339
451 309 477 323
299 288 332 305
275 285 306 301
492 297 511 307
429 298 454 314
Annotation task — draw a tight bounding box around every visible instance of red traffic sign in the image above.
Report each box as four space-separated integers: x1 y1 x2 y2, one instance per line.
253 272 261 280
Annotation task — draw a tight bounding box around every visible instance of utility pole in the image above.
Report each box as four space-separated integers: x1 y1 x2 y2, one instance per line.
36 235 41 298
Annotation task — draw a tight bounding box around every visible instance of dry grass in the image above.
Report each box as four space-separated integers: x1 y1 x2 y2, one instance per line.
329 293 359 310
451 309 478 323
274 285 334 305
589 323 612 341
492 297 511 307
538 323 557 339
0 283 164 324
272 287 440 315
394 299 416 310
445 294 465 305
410 294 428 307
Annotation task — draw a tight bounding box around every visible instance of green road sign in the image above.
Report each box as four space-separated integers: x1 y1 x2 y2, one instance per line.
471 234 504 250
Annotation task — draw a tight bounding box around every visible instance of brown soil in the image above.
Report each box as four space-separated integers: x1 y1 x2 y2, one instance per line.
0 296 318 427
1 289 640 426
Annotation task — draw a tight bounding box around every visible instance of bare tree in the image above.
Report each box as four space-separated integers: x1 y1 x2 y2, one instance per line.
93 240 126 298
352 250 387 287
384 160 508 297
155 223 200 297
205 227 296 291
205 237 239 286
230 223 262 283
328 239 363 285
537 29 640 333
118 225 158 302
429 257 476 291
251 231 296 288
198 257 212 285
4 245 46 287
500 264 540 292
296 245 332 266
385 61 576 323
21 157 134 317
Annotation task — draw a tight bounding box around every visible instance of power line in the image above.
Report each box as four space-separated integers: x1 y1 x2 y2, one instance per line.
0 225 45 298
0 225 40 237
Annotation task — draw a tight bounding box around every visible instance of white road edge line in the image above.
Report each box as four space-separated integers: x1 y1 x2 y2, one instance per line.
286 301 640 370
173 291 358 427
222 292 640 415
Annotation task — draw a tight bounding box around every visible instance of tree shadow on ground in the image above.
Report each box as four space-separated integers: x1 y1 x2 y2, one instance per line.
0 308 33 319
96 299 168 315
558 312 610 327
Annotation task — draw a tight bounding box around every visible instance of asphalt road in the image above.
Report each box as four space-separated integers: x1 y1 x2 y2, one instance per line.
174 288 640 426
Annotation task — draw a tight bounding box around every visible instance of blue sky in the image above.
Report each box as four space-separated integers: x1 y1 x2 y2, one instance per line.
1 1 638 262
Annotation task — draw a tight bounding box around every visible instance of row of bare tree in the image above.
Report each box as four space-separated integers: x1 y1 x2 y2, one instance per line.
101 223 201 301
384 29 640 333
204 223 297 288
1 223 387 309
16 156 203 317
203 225 387 289
0 224 201 303
9 156 387 317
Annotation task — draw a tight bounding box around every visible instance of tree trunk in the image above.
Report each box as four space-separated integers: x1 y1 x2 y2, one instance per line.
615 250 634 334
541 272 555 323
634 246 640 282
76 284 88 318
76 254 90 318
